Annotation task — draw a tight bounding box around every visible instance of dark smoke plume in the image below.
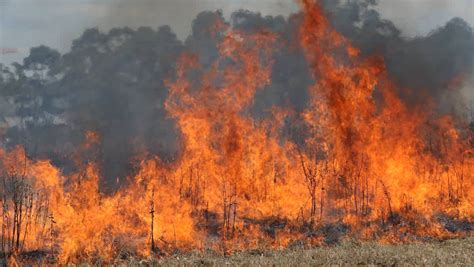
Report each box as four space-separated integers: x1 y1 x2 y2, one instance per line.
0 0 472 189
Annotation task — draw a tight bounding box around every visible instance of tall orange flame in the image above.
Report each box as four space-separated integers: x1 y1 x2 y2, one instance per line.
0 1 472 263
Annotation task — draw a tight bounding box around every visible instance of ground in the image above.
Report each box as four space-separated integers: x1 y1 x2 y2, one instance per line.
5 237 474 266
144 238 474 266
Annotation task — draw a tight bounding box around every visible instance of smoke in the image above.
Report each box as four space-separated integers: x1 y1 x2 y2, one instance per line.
319 0 474 111
0 0 472 189
376 0 474 38
92 0 298 40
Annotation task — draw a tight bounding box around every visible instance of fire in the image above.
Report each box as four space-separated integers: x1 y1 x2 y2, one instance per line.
0 0 472 263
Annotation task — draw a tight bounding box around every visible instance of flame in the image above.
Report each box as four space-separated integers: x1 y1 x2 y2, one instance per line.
0 1 472 263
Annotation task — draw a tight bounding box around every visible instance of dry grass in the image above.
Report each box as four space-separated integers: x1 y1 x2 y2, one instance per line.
7 238 473 266
132 238 474 266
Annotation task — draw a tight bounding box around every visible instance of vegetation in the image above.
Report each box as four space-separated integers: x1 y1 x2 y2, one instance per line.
154 238 474 266
0 1 472 265
4 238 474 266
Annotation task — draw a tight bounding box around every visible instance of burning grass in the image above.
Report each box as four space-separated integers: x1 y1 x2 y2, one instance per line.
0 0 473 264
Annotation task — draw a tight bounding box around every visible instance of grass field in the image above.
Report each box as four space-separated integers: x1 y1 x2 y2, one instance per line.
138 238 474 266
5 237 473 266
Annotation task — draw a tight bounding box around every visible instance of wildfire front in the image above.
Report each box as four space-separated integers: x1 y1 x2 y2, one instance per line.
0 0 473 264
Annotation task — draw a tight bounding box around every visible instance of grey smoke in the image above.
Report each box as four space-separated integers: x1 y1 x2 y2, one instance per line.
0 0 472 190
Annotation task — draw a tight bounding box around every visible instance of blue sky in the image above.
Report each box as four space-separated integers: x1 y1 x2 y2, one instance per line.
0 0 473 64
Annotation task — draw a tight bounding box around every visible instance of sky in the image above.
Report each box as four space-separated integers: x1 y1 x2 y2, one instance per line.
0 0 473 64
